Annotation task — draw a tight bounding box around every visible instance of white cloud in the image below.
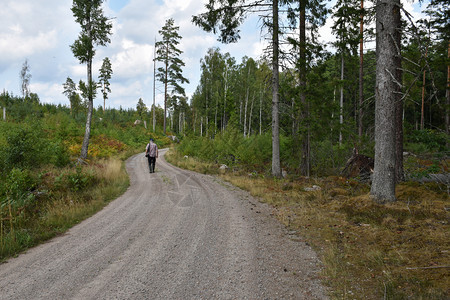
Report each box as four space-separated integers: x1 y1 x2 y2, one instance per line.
30 82 66 105
0 0 430 110
110 40 154 79
0 30 58 63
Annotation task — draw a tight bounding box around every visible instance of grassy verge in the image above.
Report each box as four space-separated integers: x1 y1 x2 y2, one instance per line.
0 157 130 261
166 149 449 299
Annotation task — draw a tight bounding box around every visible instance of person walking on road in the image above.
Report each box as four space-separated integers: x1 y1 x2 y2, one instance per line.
145 138 159 173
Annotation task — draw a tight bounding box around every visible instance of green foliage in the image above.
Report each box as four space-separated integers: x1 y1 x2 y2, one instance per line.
178 127 272 171
1 124 41 171
406 129 449 153
67 166 95 192
2 168 35 212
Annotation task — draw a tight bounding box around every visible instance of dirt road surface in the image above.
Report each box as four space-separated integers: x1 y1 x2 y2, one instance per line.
0 150 328 299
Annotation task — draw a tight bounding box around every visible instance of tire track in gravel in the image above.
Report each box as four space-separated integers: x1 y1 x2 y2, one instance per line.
0 149 328 299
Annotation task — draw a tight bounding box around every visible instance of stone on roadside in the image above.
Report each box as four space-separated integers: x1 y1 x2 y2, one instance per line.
303 185 321 192
219 164 228 173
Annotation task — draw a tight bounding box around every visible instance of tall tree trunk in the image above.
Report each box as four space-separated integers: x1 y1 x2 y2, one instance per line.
244 86 249 137
358 0 364 138
248 93 255 136
239 97 243 127
395 77 404 183
339 52 344 145
259 84 263 135
446 40 450 135
193 109 196 135
371 0 401 203
299 0 309 176
223 67 228 131
271 0 281 177
215 95 218 135
163 41 169 134
421 46 428 130
153 39 156 132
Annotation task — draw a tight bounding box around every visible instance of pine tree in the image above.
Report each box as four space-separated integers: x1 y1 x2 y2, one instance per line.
155 18 189 134
99 57 113 112
370 0 401 203
70 0 112 160
62 77 78 115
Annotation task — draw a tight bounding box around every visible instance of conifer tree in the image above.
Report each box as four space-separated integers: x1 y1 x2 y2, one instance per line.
370 0 401 203
155 18 189 134
99 57 113 112
62 77 78 115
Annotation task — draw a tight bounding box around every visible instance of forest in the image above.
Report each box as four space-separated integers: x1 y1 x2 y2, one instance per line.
0 0 448 298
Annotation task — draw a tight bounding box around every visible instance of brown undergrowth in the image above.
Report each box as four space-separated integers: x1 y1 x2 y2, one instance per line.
166 149 449 299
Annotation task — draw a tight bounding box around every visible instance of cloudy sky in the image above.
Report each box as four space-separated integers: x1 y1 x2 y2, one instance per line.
0 0 426 110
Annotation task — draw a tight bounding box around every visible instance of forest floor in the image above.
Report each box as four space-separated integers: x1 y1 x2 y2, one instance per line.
166 149 449 299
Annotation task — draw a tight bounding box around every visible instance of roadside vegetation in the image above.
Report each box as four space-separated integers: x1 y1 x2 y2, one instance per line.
166 128 449 299
0 95 170 261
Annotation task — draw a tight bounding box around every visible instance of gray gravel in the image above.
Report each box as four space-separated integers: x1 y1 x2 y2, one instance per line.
0 149 328 299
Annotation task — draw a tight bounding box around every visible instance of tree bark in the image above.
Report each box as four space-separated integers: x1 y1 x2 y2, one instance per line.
358 0 364 138
395 66 404 183
249 93 255 136
153 40 156 133
223 67 228 131
339 52 344 145
271 0 281 177
244 85 249 137
299 0 310 176
163 41 169 134
446 39 450 135
370 0 401 203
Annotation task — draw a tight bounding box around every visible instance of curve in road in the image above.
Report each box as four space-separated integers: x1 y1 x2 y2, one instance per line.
0 150 328 299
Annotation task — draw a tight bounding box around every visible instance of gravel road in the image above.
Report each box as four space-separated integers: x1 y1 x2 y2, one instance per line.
0 150 328 299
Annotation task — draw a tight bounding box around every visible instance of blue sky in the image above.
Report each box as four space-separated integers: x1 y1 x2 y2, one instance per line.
0 0 426 110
